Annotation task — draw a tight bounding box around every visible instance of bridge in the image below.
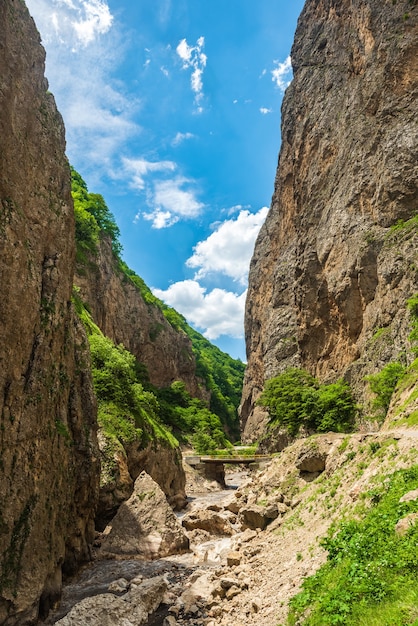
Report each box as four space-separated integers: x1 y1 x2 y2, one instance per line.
199 455 271 465
185 454 272 486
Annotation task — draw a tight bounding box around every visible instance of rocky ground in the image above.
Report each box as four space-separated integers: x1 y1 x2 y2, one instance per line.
44 430 418 626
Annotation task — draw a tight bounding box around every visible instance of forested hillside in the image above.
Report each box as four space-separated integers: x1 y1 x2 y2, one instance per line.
72 168 245 447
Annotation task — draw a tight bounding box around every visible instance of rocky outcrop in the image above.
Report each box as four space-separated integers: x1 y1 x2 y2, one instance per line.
0 1 99 623
76 237 207 399
100 472 189 559
241 0 418 441
97 436 187 529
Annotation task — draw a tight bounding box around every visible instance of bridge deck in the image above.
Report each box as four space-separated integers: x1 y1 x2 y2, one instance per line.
198 455 271 465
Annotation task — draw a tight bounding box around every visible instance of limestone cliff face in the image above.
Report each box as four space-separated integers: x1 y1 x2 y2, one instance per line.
241 0 418 441
75 237 206 399
0 2 99 623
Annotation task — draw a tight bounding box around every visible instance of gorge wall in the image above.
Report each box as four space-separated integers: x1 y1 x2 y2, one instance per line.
241 0 418 441
0 1 99 623
75 237 207 401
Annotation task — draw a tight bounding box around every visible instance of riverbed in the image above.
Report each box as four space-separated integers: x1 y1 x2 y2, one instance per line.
45 468 249 625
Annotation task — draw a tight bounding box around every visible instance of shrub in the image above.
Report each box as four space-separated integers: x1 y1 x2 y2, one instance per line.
288 467 418 625
258 368 356 436
366 362 405 416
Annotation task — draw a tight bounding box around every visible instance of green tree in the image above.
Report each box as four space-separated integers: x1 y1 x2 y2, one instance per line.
258 368 356 436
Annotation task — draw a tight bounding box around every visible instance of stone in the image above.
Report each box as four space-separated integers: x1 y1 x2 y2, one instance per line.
239 505 272 530
182 509 234 536
395 514 418 536
296 450 327 473
108 578 129 594
55 576 167 626
227 551 242 567
399 490 418 503
100 472 189 559
163 617 178 626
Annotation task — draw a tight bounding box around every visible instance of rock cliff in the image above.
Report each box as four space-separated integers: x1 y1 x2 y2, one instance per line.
0 1 99 623
241 0 418 441
75 237 206 399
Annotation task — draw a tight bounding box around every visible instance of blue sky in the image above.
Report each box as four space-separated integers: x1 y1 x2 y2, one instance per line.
25 0 305 361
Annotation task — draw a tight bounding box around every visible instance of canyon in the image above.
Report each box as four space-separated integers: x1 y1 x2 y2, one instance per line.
0 0 417 624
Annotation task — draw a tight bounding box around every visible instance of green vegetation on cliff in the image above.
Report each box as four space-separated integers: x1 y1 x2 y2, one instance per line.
71 169 244 447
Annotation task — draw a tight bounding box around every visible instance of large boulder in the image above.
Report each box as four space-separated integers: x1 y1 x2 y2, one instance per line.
100 472 189 559
182 509 235 536
55 576 167 626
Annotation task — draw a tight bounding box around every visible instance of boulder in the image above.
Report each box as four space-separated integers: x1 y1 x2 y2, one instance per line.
182 509 235 536
395 513 418 537
100 472 189 559
56 576 167 626
239 505 272 530
296 449 327 473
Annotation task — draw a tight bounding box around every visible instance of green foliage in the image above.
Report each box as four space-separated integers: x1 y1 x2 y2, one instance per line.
113 266 245 440
71 167 122 259
288 466 418 625
366 362 406 416
72 169 244 440
156 380 232 453
258 368 356 437
159 307 246 440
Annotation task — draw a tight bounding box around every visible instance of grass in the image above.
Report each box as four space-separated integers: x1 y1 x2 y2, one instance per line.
287 466 418 625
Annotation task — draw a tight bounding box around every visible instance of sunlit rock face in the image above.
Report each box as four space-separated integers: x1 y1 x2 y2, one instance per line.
241 0 418 441
0 2 99 623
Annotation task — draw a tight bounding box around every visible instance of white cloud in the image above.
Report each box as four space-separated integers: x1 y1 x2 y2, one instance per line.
143 209 176 229
260 107 273 115
25 0 139 174
171 132 195 146
27 0 113 48
122 157 176 191
153 280 246 340
122 159 204 228
176 36 207 111
186 207 269 285
272 55 293 92
153 178 204 220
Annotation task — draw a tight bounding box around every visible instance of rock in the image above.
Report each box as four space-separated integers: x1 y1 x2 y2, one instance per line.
252 598 262 613
226 500 241 515
182 509 235 536
239 505 273 530
239 528 258 543
399 489 418 503
55 576 167 625
0 2 100 623
100 472 189 559
227 551 242 567
163 617 178 626
395 513 418 536
180 573 215 612
240 0 418 442
296 449 327 473
107 578 129 594
226 585 241 600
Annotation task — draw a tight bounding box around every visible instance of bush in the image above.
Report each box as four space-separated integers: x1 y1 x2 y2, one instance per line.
258 368 356 436
288 466 418 625
366 362 406 416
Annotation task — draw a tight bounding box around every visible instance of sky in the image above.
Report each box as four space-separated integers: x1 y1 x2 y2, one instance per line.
25 0 305 361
